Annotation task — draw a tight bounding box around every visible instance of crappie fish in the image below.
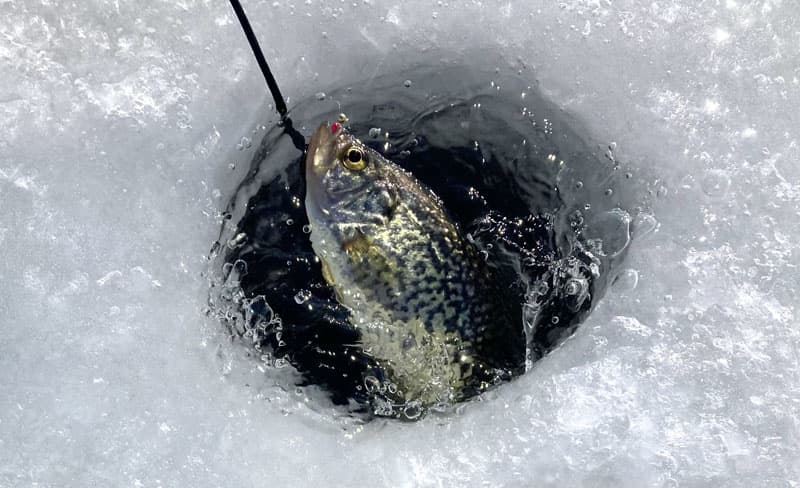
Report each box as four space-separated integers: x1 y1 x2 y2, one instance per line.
304 120 523 409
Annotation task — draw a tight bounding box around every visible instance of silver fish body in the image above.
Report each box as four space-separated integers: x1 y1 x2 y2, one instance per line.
305 122 521 408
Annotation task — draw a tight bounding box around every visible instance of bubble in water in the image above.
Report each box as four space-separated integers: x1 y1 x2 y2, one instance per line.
588 209 631 257
315 92 326 100
403 402 422 420
286 218 294 225
302 224 312 234
403 79 413 88
364 375 382 393
700 169 731 199
565 279 584 296
575 181 584 189
294 290 311 304
632 212 658 239
368 127 382 138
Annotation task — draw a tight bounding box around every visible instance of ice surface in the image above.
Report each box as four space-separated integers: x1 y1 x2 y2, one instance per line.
1 0 798 487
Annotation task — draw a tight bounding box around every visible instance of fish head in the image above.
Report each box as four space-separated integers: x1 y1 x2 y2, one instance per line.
305 122 400 233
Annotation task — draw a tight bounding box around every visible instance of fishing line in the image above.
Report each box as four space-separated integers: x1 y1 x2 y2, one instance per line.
229 0 305 152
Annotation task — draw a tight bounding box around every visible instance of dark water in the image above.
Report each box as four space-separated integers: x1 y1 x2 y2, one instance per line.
208 63 634 419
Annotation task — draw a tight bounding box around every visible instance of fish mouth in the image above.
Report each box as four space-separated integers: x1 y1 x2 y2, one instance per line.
305 122 341 214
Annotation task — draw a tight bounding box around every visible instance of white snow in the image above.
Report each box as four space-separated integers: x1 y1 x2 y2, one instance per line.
1 0 798 487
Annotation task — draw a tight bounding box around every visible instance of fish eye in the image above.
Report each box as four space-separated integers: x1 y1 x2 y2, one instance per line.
342 147 367 171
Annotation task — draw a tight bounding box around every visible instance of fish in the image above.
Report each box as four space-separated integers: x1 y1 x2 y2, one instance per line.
304 120 524 411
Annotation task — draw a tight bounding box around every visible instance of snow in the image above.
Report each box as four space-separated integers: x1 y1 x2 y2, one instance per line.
1 0 798 487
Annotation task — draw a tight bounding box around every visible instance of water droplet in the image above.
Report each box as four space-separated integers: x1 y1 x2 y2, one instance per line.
403 79 413 88
294 290 311 304
226 233 247 249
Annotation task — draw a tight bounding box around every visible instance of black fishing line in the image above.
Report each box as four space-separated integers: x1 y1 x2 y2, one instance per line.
229 0 305 152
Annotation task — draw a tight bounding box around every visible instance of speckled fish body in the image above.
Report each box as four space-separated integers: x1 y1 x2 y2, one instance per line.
304 122 517 408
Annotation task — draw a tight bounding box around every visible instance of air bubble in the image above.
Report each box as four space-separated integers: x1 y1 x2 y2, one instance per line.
565 279 583 296
315 92 326 100
364 375 382 392
368 127 382 138
302 224 312 234
588 209 631 257
403 79 413 88
286 218 294 225
403 402 422 420
632 212 658 239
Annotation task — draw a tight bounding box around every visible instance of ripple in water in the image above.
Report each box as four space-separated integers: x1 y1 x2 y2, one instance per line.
207 63 639 420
